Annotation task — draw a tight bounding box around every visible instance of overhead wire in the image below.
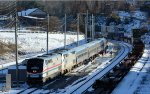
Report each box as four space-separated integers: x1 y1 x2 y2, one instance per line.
0 1 17 29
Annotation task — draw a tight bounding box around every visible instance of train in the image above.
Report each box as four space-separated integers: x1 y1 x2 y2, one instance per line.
26 38 107 84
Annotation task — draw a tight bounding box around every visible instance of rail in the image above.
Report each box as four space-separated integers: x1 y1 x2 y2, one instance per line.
70 42 131 94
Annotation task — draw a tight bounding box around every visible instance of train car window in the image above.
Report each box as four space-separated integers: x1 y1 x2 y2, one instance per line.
65 54 68 57
48 60 52 63
31 67 39 70
71 51 75 54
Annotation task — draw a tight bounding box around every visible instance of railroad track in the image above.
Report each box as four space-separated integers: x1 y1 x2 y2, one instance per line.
9 41 124 94
42 42 130 94
111 43 149 94
17 85 45 94
69 42 131 94
16 87 33 94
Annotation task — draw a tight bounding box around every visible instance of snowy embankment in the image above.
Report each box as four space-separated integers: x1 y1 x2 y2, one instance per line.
0 32 85 69
112 35 150 94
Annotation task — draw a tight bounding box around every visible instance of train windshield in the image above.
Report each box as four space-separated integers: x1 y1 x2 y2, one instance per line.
27 58 44 73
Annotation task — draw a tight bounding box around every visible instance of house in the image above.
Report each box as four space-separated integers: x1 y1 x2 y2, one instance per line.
18 8 46 18
18 8 47 28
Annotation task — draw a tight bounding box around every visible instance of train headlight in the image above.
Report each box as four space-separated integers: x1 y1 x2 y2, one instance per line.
33 70 37 73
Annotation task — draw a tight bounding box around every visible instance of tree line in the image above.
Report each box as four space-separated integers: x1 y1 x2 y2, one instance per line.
16 0 145 16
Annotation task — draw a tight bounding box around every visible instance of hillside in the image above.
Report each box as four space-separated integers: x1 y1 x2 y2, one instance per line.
0 32 85 64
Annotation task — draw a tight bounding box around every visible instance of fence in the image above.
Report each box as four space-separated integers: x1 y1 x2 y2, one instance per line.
0 29 84 35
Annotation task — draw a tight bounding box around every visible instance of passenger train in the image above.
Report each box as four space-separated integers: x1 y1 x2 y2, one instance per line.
26 38 107 84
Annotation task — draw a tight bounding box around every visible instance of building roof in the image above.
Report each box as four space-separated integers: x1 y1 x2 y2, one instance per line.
18 8 38 16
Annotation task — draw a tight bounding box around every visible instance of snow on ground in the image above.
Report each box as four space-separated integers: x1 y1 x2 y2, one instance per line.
118 11 131 22
117 10 147 37
20 88 37 94
0 32 85 65
118 10 147 22
132 11 147 20
112 34 150 94
124 19 141 33
0 32 84 53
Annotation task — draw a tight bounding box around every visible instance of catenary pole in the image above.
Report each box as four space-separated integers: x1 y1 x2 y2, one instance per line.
47 14 49 54
15 0 19 87
77 13 80 46
92 14 94 41
93 14 95 40
90 16 92 41
64 14 66 49
85 10 88 43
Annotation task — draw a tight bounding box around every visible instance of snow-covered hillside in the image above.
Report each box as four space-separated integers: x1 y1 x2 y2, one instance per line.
112 34 150 94
119 11 147 33
0 32 85 64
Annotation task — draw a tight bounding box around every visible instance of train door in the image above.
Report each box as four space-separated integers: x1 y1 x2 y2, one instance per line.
61 54 65 74
43 60 48 78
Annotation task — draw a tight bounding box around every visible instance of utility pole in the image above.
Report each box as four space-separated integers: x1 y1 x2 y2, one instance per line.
15 0 19 88
64 14 66 49
93 15 95 40
77 13 80 46
85 10 88 43
92 14 94 41
47 14 49 54
90 16 92 41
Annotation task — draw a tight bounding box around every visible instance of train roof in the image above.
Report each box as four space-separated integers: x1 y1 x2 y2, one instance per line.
35 53 61 60
79 38 105 47
28 38 106 60
69 38 106 53
52 48 69 53
50 48 75 55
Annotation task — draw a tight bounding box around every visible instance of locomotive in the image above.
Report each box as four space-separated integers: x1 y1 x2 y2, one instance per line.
26 38 107 84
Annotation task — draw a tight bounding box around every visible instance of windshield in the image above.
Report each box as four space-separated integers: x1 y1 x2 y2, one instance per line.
27 58 44 73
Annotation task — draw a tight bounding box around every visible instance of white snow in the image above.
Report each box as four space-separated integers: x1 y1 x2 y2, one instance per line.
132 11 147 20
117 10 147 37
0 32 84 53
112 35 150 94
118 11 131 21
